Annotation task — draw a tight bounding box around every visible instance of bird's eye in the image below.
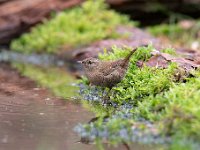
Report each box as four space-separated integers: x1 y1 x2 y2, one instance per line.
88 60 92 64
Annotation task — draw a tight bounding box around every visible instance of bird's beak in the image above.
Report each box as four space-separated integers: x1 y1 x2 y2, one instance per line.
77 61 82 64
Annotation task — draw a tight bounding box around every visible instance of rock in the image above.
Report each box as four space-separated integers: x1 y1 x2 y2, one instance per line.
144 51 200 80
0 0 84 45
71 26 165 61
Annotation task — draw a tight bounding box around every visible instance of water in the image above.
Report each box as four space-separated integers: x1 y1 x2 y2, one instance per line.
0 50 65 67
0 97 94 150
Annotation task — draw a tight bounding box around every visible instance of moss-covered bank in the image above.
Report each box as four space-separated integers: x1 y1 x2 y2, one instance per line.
11 0 135 54
76 45 200 149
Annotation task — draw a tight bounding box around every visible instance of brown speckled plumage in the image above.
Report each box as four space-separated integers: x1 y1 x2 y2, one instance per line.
80 46 146 88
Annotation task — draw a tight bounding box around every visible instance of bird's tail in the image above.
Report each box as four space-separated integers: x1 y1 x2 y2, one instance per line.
121 44 148 68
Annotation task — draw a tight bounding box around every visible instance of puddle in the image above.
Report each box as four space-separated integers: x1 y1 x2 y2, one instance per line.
0 94 96 150
0 50 65 67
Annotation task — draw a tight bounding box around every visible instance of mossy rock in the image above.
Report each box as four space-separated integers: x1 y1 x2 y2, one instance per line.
11 0 135 54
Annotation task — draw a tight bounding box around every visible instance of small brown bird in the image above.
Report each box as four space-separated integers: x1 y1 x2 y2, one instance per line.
79 45 147 103
80 46 145 87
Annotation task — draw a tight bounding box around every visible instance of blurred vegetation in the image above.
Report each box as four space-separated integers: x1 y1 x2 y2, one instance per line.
99 45 177 104
147 24 182 37
134 70 200 150
11 0 135 54
147 19 200 48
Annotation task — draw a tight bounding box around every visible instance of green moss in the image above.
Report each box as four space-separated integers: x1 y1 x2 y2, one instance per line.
12 63 78 98
99 45 152 61
161 47 176 55
128 71 200 149
162 75 200 138
82 101 115 116
99 45 177 104
169 136 200 150
147 24 182 37
147 20 200 47
78 45 200 149
101 46 200 147
11 0 135 54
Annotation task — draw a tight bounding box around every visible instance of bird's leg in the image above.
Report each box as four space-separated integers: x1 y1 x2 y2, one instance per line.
102 88 111 105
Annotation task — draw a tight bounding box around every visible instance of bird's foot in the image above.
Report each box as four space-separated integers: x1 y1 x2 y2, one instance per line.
102 98 112 106
101 88 112 106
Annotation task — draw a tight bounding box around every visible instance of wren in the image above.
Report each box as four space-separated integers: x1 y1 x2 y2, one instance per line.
79 45 147 87
79 45 148 103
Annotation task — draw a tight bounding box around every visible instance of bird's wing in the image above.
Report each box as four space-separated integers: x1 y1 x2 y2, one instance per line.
100 60 123 76
103 69 125 87
86 71 104 86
